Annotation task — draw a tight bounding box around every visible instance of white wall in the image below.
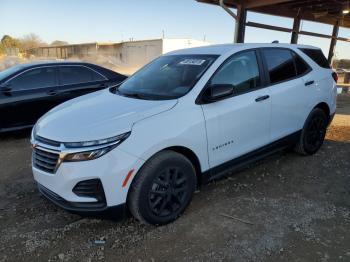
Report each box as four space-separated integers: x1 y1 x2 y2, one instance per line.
162 38 210 54
120 39 163 67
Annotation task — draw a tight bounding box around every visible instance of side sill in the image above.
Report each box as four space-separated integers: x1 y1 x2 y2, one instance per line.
201 130 301 183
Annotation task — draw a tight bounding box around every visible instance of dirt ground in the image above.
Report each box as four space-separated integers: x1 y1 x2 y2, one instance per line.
0 94 349 262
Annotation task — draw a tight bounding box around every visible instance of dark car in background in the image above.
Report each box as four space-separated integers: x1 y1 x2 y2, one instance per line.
0 61 127 132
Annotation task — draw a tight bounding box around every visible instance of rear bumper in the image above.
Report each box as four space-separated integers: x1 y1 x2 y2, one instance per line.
38 183 127 219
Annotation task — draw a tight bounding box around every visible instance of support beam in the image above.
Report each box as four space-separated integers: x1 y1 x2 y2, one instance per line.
246 21 292 33
299 30 332 39
328 20 339 63
235 4 247 43
243 0 292 9
291 15 301 44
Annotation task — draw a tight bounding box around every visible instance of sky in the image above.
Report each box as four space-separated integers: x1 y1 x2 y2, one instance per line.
1 0 350 59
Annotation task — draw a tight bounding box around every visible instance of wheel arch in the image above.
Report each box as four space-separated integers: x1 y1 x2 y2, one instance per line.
165 146 203 184
128 145 203 191
313 102 330 120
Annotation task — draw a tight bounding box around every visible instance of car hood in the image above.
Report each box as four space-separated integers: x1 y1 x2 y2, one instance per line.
35 90 177 142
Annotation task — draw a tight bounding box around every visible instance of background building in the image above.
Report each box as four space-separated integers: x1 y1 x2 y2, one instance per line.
27 38 210 75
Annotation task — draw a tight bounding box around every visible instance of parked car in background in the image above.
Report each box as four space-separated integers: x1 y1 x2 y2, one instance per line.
31 44 337 225
0 61 127 132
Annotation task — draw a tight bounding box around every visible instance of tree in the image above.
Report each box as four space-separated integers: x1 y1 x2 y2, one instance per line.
1 35 20 48
0 35 20 55
19 33 46 51
51 40 68 46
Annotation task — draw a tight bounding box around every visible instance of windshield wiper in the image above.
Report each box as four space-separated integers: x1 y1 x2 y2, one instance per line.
116 90 152 100
122 92 147 99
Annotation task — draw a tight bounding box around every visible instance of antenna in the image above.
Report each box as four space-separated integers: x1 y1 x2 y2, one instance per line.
272 40 279 43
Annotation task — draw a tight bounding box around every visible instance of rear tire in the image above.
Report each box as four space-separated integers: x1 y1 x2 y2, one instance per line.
127 150 196 225
294 108 328 155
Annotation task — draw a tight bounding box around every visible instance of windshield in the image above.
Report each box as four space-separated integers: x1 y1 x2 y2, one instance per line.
0 64 24 81
116 54 218 100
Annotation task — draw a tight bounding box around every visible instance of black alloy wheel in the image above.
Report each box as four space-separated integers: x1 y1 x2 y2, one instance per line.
148 167 189 217
127 150 196 225
304 114 327 152
295 108 328 155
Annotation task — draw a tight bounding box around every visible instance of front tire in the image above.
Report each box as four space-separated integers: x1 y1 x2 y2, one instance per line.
294 108 328 155
127 150 196 225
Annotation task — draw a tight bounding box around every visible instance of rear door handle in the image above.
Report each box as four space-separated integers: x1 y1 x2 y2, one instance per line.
99 83 108 88
255 95 270 102
305 80 315 86
47 90 58 96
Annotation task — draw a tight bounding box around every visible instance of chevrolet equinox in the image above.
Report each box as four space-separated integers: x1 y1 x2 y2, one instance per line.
31 44 337 225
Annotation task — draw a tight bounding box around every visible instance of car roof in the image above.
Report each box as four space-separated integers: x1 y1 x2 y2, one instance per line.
166 43 319 56
0 61 126 83
14 60 97 69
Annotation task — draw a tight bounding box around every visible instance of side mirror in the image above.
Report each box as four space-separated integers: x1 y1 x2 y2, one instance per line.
203 84 234 102
0 83 12 93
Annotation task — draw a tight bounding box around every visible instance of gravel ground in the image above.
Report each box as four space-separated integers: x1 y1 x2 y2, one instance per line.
0 94 349 262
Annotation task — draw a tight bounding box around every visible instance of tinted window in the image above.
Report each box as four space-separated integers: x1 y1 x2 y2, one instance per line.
117 55 217 100
262 49 296 84
293 52 310 75
59 66 103 85
0 64 25 81
9 67 56 90
210 50 260 95
299 48 330 68
91 69 105 81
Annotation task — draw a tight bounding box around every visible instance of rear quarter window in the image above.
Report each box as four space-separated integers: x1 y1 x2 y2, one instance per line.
299 48 330 69
293 52 310 76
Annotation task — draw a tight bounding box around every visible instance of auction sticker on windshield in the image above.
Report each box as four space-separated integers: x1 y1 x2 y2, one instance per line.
179 59 206 66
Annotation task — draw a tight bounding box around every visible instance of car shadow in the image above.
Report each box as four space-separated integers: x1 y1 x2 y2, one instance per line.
0 129 31 141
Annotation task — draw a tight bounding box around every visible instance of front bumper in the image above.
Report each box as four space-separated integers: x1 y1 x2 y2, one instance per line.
38 183 126 219
32 146 145 214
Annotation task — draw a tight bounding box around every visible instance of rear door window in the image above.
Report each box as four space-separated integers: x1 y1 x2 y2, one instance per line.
299 48 330 68
9 67 56 90
59 66 104 85
261 49 296 84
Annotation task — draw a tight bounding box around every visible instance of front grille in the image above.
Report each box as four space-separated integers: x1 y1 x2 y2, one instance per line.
36 136 61 147
33 148 60 173
73 179 106 202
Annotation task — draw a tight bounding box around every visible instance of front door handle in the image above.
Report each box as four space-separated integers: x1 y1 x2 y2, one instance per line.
305 80 315 86
255 95 270 102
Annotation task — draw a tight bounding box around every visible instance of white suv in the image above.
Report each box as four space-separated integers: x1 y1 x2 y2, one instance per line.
31 44 337 225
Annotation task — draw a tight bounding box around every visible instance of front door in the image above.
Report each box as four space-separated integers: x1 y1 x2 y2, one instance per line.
201 50 271 169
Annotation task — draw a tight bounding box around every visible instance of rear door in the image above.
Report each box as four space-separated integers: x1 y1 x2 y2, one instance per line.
261 48 311 141
57 65 108 103
0 66 58 129
201 50 271 169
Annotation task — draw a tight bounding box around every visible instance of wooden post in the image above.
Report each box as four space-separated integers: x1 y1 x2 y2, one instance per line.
291 15 301 44
328 20 339 63
234 4 247 43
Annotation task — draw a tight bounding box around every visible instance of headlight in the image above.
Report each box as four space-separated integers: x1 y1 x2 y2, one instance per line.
31 124 38 142
64 132 130 148
62 132 130 162
64 146 114 162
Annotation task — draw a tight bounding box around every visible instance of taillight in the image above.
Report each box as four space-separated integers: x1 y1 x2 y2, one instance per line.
332 71 338 83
